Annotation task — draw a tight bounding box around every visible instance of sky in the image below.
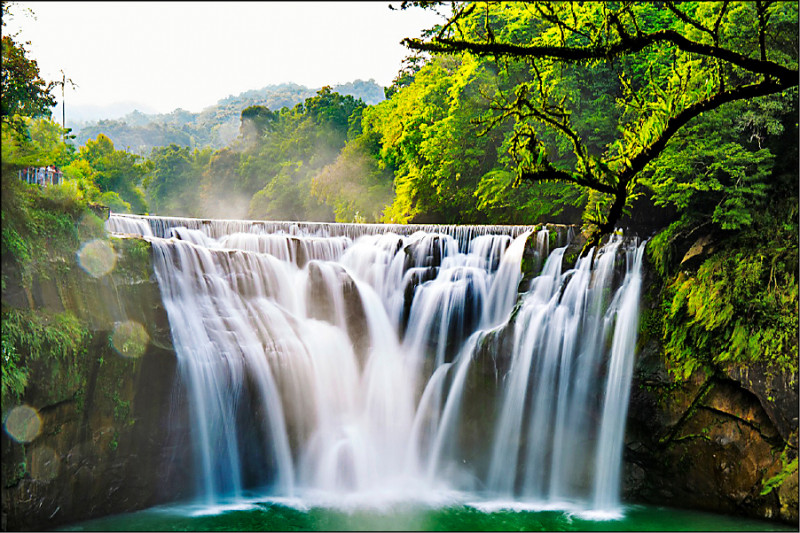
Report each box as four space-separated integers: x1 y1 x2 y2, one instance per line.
4 2 446 118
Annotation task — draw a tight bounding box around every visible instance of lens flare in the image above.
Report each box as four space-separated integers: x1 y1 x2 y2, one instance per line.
30 446 60 480
111 320 150 358
77 212 105 240
4 405 42 443
77 239 117 278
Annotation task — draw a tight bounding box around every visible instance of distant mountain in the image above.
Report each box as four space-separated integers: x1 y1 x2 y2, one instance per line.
59 101 160 124
70 79 386 155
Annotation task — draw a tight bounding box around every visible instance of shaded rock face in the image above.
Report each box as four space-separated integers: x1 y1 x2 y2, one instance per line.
457 325 514 481
1 237 193 532
624 258 798 525
724 362 798 444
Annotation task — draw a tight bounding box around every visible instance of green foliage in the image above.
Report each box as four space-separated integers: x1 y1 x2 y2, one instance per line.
1 162 105 297
1 117 74 169
642 102 776 232
240 89 367 221
476 169 585 224
368 53 578 225
1 4 56 121
249 164 310 221
1 308 91 405
70 80 385 155
144 143 205 216
1 335 26 404
70 134 149 213
401 1 798 248
111 390 130 422
240 105 278 141
761 446 799 496
654 206 798 380
310 134 394 222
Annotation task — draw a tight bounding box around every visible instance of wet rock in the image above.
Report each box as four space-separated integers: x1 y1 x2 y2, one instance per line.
723 362 799 443
778 466 798 523
305 261 370 363
680 234 715 270
399 266 439 337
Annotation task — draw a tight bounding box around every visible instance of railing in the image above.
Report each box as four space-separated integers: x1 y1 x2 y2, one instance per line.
18 166 63 187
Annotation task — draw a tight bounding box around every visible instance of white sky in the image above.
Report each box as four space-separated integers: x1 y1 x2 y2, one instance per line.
5 2 446 115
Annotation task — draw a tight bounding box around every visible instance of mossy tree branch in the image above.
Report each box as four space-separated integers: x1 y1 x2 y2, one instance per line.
403 29 796 85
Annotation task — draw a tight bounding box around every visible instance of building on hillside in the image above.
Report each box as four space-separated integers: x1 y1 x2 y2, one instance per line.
19 166 63 187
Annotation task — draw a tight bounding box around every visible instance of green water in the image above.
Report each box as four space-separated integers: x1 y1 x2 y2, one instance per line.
59 500 795 531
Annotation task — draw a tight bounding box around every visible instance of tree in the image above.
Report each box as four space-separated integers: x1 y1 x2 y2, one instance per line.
240 105 278 144
2 116 74 169
239 88 366 222
72 134 150 213
144 144 198 215
310 134 394 223
401 1 798 253
1 3 56 122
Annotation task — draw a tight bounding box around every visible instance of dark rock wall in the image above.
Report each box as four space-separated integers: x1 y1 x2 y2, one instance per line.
1 237 194 531
623 254 798 525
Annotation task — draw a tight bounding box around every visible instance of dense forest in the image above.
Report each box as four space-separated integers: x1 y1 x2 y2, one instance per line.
2 0 798 468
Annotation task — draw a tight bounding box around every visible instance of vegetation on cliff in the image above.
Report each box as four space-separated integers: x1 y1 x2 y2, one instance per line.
1 2 108 407
393 2 797 394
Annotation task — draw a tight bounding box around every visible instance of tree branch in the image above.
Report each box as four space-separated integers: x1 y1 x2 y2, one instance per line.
666 2 715 41
518 164 617 196
618 77 795 187
404 29 797 84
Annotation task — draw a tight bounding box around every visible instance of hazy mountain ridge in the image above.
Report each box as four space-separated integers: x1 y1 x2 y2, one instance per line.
70 79 386 155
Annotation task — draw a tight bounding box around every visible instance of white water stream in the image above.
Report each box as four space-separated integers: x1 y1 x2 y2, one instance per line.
107 213 644 515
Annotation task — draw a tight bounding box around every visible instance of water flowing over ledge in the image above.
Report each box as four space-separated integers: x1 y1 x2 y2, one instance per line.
106 213 572 251
107 213 645 516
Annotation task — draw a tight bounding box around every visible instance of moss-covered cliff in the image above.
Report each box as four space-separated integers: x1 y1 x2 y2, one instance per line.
623 220 798 525
1 180 193 531
1 234 198 531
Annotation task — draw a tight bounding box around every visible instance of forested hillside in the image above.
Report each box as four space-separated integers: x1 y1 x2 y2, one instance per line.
70 79 386 155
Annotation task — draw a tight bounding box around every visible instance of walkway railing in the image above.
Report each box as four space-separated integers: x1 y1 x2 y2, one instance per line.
18 166 63 187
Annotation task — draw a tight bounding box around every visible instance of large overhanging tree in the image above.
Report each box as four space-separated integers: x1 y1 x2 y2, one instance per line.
400 1 798 253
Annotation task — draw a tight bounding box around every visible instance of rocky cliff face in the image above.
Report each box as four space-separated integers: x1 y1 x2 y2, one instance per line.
1 237 194 531
623 256 798 525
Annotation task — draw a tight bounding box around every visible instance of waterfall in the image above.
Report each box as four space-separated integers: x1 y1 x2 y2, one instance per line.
108 213 645 514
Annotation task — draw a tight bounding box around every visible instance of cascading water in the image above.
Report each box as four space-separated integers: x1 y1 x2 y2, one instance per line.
107 213 645 516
